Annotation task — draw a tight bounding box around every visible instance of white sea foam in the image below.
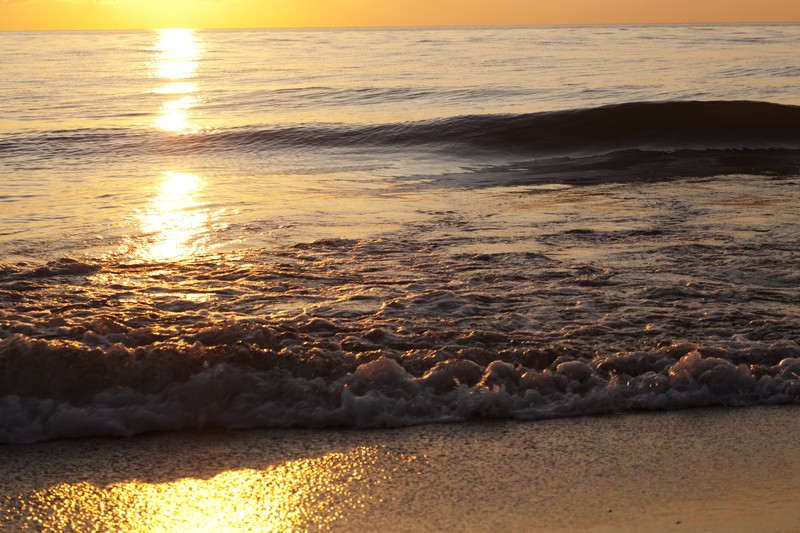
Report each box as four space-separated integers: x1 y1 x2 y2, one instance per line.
4 348 800 443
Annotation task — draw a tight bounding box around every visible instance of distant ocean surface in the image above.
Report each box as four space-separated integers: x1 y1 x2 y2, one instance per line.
1 25 799 444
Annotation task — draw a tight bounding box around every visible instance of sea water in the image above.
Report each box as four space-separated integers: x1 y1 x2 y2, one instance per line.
1 25 799 443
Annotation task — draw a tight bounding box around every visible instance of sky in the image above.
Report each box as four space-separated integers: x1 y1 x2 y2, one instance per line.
1 0 798 31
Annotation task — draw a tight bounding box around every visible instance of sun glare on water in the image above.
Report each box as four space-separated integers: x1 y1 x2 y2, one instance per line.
152 28 202 133
137 171 209 262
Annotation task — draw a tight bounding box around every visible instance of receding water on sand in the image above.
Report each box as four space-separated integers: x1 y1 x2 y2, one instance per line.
3 406 800 532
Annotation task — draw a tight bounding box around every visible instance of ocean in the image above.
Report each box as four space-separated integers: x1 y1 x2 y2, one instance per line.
1 24 800 445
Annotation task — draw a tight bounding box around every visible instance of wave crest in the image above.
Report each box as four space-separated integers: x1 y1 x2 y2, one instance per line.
169 100 800 157
5 100 800 158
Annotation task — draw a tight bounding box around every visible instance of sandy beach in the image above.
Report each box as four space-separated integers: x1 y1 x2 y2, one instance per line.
3 405 799 532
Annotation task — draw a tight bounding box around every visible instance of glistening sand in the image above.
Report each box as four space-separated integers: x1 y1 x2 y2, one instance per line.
3 406 800 532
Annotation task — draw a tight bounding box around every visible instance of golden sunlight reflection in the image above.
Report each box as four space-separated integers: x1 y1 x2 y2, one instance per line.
137 171 209 262
155 95 199 132
152 28 202 133
5 447 417 532
155 81 197 95
155 28 200 80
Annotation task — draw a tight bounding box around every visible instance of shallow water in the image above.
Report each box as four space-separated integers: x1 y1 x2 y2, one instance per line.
1 25 799 443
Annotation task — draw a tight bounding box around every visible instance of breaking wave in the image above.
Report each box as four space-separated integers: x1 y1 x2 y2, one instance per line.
2 329 800 444
2 230 799 443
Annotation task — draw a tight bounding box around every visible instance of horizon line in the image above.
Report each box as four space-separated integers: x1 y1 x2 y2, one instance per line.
2 20 799 33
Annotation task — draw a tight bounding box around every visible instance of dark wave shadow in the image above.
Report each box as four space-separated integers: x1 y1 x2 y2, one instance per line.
412 148 800 188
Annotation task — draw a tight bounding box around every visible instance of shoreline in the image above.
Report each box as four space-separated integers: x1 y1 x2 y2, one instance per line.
3 405 800 532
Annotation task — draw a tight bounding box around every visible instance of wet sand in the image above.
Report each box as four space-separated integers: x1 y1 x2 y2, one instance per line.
2 405 800 532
